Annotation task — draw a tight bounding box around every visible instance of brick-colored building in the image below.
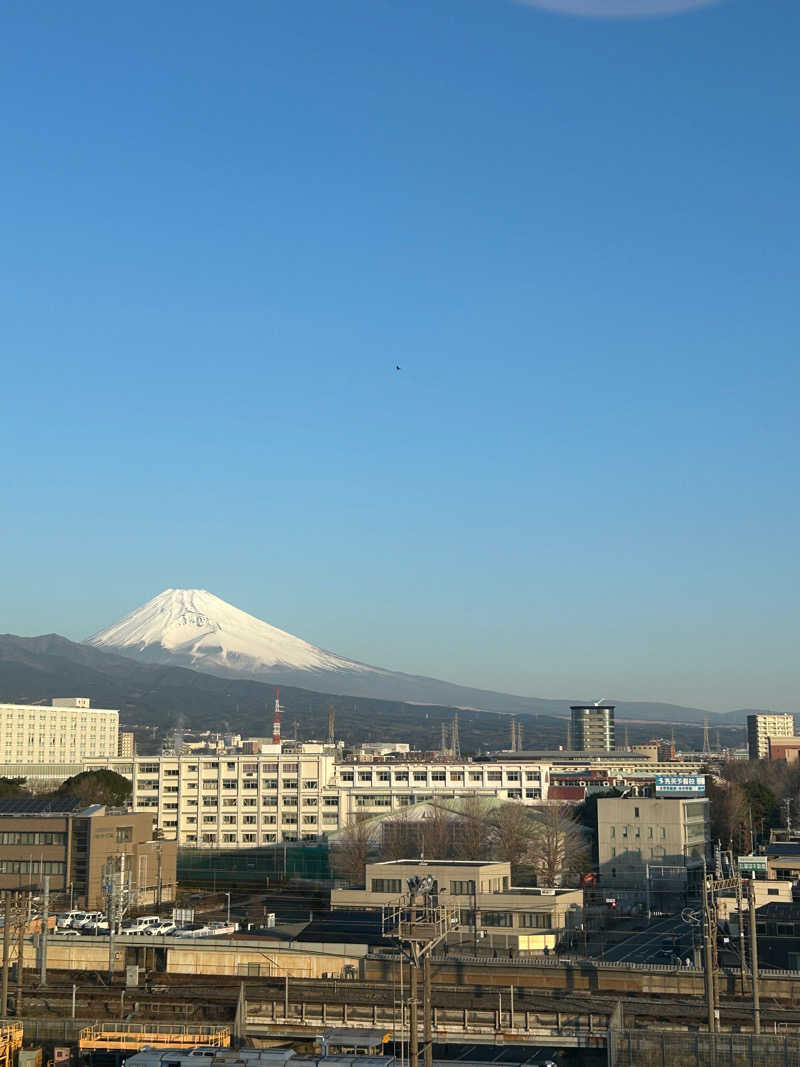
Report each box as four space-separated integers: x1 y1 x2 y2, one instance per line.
0 798 176 909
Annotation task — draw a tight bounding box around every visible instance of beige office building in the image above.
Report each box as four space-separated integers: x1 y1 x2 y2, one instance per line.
597 795 710 882
331 859 582 952
0 699 118 765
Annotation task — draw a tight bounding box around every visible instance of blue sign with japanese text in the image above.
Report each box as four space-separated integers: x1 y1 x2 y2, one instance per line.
655 774 706 795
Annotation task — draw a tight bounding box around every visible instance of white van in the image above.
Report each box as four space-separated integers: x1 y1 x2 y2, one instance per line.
59 911 100 929
122 916 161 935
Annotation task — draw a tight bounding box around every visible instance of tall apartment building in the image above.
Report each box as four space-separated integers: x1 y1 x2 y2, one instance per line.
0 698 118 765
570 704 615 751
747 713 795 760
83 747 709 848
118 732 136 757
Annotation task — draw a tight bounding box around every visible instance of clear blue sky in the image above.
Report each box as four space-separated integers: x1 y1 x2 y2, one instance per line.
2 0 797 713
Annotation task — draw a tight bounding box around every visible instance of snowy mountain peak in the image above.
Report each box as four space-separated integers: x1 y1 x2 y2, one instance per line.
86 588 368 675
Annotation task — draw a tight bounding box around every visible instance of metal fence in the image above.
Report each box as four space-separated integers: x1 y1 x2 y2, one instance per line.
608 1029 800 1067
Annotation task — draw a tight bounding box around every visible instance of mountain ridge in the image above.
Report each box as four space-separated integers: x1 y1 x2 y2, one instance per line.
84 588 726 723
0 633 746 752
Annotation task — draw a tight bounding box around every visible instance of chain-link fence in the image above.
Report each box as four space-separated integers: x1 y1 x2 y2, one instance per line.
609 1029 800 1067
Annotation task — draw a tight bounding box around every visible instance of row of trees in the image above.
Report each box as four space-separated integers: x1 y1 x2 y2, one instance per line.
707 759 795 853
333 798 589 887
0 770 132 806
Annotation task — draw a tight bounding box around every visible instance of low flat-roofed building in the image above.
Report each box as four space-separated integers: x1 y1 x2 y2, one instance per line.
331 858 582 953
768 738 800 763
766 842 800 882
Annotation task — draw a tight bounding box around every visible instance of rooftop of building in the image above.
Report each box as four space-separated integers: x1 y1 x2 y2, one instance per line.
0 796 85 816
370 858 500 868
766 842 800 856
0 798 134 818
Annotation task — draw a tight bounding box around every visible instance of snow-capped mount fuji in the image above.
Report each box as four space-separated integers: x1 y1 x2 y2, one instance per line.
84 587 556 714
85 589 375 678
83 589 713 723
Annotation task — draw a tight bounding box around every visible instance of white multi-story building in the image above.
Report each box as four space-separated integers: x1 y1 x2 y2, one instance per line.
83 746 709 848
0 698 118 767
747 713 795 760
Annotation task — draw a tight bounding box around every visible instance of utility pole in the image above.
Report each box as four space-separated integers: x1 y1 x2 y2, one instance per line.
1 893 10 1014
735 877 747 997
16 897 24 1017
423 954 433 1067
383 879 459 1067
409 964 418 1067
748 881 761 1035
39 875 49 987
703 889 716 1034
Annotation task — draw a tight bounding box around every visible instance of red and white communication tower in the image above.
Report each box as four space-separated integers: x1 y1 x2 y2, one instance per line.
272 687 282 745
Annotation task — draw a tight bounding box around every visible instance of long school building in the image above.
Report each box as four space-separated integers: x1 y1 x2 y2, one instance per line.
83 748 709 848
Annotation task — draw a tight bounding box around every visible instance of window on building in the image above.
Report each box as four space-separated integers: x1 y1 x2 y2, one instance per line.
519 913 552 929
450 880 476 896
371 879 402 893
115 827 132 843
482 912 513 927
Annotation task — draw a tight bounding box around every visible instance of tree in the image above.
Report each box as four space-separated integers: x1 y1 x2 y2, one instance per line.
55 769 132 807
0 778 29 799
381 809 420 861
420 804 454 860
452 796 491 861
527 803 589 887
332 818 372 885
707 778 748 852
491 803 535 865
741 781 780 839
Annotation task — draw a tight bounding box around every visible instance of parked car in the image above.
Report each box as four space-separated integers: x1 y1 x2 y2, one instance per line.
58 911 94 929
175 923 214 938
81 920 110 935
146 921 177 936
75 911 105 930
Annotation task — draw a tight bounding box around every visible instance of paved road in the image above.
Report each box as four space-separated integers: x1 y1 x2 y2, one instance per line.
601 913 694 965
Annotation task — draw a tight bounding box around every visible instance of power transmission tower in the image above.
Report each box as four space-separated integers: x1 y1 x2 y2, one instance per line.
441 723 449 758
510 719 516 752
451 714 460 760
702 718 711 755
517 721 523 751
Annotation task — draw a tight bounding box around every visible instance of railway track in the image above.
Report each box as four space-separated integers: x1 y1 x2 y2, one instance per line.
16 974 800 1029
